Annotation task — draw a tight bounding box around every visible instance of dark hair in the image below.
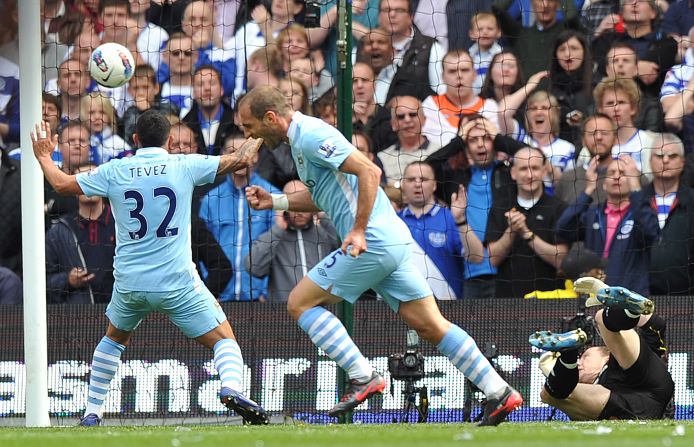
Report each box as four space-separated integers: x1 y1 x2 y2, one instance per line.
194 64 222 81
42 92 62 118
379 0 414 15
135 110 171 148
58 120 89 142
313 87 337 117
98 0 131 15
479 49 526 100
549 30 593 98
132 64 157 85
606 41 638 62
351 129 374 153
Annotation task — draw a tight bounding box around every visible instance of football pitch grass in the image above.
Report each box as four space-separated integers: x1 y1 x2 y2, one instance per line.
1 421 693 447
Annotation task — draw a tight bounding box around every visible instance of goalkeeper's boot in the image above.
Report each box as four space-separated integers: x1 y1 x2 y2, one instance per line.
327 371 386 417
574 278 654 315
528 329 588 352
220 387 269 425
78 413 101 427
478 386 523 426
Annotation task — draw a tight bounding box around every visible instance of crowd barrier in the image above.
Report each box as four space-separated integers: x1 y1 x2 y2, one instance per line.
1 297 693 423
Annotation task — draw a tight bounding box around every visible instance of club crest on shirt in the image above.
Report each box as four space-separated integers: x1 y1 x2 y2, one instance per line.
428 231 446 247
318 141 337 158
617 219 634 239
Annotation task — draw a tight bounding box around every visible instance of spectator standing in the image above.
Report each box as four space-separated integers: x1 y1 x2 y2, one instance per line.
182 65 239 156
46 163 116 304
122 64 180 147
644 133 694 295
310 0 376 78
592 0 677 88
548 30 595 145
351 62 393 150
378 96 440 186
160 33 197 118
594 77 658 175
523 91 576 196
556 113 617 205
486 147 569 297
129 0 169 74
80 92 131 164
233 0 305 98
659 0 694 47
426 119 517 298
468 12 503 96
0 148 21 275
356 27 396 107
378 0 446 102
245 180 340 302
54 58 92 122
0 55 19 151
245 46 283 92
493 0 584 77
46 121 93 222
398 161 484 299
199 136 280 301
422 49 501 147
556 156 660 295
156 1 237 99
606 42 663 130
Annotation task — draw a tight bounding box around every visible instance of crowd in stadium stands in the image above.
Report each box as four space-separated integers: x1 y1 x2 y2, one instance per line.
2 0 694 303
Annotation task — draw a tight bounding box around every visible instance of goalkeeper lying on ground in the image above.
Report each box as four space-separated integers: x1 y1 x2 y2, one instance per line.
529 277 674 420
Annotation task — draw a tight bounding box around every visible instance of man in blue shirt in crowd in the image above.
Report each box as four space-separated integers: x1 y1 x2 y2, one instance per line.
199 134 279 301
242 85 522 425
31 110 267 426
398 161 484 299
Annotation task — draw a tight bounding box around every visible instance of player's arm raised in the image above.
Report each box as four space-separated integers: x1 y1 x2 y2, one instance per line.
338 149 381 257
246 185 320 212
216 137 264 175
31 121 84 195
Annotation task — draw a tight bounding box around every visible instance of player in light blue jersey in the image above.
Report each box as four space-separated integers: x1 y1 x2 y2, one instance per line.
31 110 268 426
241 86 522 425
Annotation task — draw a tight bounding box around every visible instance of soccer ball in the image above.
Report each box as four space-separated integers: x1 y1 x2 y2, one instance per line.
88 43 135 88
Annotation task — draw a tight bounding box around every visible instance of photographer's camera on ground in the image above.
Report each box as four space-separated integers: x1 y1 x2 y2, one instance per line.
388 330 428 423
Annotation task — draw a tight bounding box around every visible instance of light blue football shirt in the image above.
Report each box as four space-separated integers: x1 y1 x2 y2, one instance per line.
76 147 220 291
287 112 412 246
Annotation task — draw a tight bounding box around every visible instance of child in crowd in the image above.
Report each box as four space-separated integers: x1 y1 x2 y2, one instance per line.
278 75 312 115
469 12 503 96
80 92 131 164
122 64 180 147
313 88 337 127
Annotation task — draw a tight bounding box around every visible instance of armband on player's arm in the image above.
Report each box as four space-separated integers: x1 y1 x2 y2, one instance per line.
271 193 289 211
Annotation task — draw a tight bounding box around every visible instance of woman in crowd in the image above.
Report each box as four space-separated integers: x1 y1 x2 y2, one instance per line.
481 50 548 140
548 30 594 146
523 90 576 196
279 75 312 115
